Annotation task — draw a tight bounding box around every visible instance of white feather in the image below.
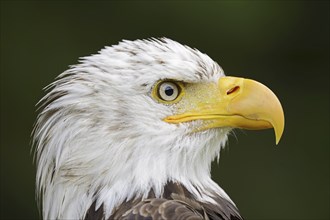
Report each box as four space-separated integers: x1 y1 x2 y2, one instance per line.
32 38 234 219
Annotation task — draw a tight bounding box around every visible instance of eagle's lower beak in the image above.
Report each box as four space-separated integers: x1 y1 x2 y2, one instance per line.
164 77 285 144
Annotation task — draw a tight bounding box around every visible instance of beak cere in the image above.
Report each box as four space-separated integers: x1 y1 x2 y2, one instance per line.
164 76 285 144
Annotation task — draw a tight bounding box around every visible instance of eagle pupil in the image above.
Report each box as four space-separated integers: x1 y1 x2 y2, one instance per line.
165 86 174 96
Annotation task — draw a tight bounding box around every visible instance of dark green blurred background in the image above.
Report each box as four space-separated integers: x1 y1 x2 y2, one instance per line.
1 1 329 219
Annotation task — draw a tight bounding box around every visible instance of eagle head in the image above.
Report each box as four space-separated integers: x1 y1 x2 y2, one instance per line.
32 38 284 219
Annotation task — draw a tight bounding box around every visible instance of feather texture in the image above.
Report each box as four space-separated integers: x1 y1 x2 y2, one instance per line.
32 38 241 219
85 182 242 220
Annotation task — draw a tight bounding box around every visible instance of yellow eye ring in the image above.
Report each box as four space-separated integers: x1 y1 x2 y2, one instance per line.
152 80 184 104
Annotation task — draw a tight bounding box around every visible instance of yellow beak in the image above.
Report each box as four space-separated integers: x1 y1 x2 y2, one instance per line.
164 77 285 144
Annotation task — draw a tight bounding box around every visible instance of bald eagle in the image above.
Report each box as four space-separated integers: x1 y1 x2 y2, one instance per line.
32 38 284 220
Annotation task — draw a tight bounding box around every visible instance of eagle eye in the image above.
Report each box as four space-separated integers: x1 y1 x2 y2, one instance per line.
159 82 179 101
152 80 184 103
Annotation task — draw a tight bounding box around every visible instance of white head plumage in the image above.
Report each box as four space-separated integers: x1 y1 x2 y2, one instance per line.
33 38 232 219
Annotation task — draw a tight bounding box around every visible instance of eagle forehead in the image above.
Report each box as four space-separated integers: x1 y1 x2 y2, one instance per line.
80 38 224 84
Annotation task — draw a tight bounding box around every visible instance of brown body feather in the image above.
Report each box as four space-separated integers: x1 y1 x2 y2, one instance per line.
85 182 243 220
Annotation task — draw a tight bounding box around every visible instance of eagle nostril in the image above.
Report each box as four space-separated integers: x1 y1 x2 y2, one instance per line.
226 86 240 95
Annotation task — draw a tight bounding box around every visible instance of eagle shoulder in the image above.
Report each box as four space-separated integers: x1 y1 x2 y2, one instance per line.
116 198 205 220
85 181 243 220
